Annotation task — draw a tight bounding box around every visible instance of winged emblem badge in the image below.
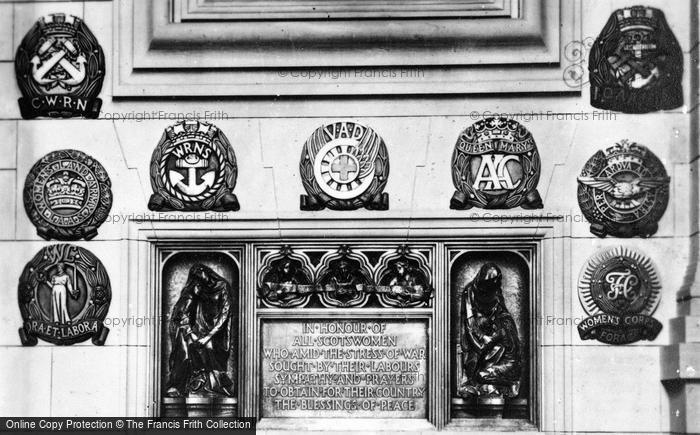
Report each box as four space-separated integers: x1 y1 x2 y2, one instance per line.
577 140 669 238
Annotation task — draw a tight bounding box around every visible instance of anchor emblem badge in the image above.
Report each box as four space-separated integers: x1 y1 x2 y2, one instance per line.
15 14 104 119
148 120 240 212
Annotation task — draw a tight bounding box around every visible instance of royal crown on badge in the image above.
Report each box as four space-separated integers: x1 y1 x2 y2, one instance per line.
23 149 112 241
451 117 543 210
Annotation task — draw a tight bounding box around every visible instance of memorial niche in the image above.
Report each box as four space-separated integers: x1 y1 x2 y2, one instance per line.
450 251 531 420
160 252 239 417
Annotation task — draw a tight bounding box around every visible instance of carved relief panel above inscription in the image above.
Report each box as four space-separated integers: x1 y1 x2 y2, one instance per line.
257 245 433 308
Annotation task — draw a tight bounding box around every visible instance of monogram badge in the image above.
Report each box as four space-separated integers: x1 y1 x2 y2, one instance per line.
18 244 111 346
24 150 112 241
148 120 240 212
299 121 389 210
15 14 105 119
578 140 669 238
578 246 662 345
589 6 683 113
450 117 543 210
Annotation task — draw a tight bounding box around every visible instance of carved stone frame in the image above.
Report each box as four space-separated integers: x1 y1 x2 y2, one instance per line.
446 245 537 429
174 0 518 21
114 0 581 96
125 217 571 431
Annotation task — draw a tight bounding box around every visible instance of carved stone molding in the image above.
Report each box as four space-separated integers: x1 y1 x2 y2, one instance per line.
114 0 581 97
174 0 517 21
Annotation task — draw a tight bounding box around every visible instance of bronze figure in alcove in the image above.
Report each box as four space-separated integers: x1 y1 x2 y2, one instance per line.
379 259 431 305
323 258 366 301
166 264 234 398
458 263 521 402
259 258 313 304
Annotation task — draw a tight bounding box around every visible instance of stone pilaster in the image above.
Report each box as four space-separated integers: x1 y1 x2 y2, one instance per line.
661 5 700 429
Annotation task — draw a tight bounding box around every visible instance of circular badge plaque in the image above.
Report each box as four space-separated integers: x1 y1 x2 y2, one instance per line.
578 246 662 345
18 244 111 346
578 140 669 238
23 149 112 241
450 117 543 210
299 121 389 211
148 120 239 212
15 14 105 119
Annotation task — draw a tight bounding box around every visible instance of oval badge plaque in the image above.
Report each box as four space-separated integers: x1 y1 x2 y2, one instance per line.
450 117 543 210
578 246 662 345
299 121 389 211
15 14 105 119
23 149 112 241
589 6 683 113
18 244 111 346
148 120 240 212
578 140 670 238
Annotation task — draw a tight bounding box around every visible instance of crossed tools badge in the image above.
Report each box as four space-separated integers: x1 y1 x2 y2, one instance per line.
15 14 105 119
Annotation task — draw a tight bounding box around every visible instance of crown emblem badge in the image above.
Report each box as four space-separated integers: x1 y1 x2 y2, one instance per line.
18 244 111 346
589 6 683 113
24 149 112 241
148 120 240 212
578 247 662 345
300 121 390 211
578 140 669 238
15 14 105 119
450 117 543 210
